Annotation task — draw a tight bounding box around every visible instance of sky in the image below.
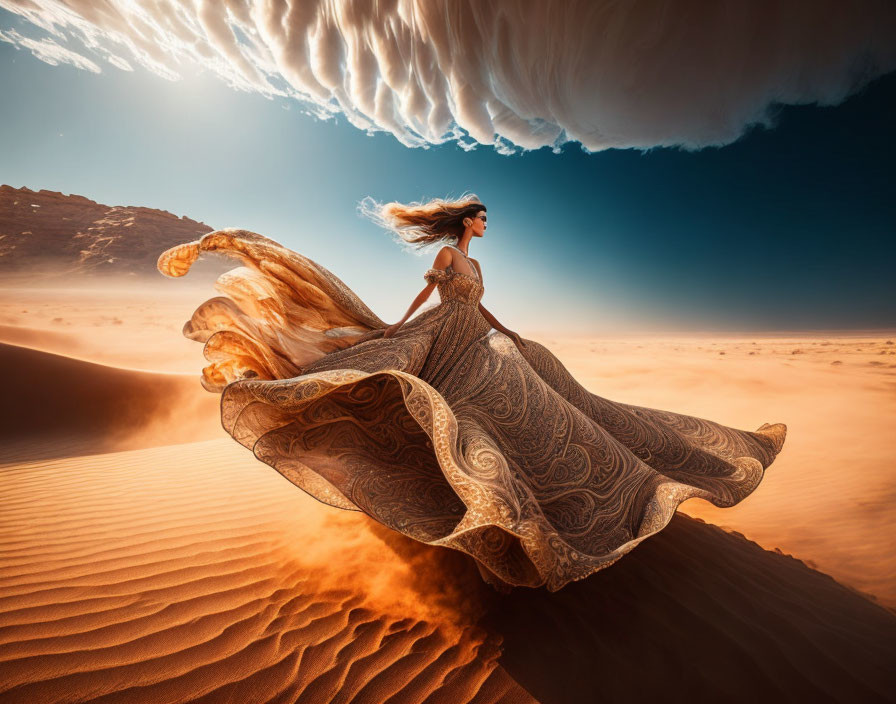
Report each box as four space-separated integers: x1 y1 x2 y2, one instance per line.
1 2 895 334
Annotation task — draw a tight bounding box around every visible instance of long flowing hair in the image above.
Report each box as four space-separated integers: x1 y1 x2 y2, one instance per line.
358 192 486 254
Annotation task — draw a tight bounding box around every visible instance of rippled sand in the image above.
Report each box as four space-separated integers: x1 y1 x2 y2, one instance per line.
1 283 894 701
0 440 530 703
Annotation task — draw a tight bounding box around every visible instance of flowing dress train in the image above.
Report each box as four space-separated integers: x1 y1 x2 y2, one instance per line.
157 229 787 591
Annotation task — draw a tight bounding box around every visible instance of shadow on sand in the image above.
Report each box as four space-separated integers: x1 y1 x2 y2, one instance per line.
373 513 896 703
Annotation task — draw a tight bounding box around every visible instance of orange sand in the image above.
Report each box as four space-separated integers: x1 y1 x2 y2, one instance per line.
1 282 894 701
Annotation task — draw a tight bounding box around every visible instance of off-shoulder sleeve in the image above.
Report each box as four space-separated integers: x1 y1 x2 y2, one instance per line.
424 268 448 284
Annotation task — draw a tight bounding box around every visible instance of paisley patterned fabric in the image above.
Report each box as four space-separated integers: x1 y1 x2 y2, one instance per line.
158 228 787 591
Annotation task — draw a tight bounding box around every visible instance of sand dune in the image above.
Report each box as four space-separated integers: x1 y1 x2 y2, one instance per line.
484 517 896 703
0 342 221 462
0 441 533 703
0 282 223 373
1 280 895 700
0 274 231 375
0 440 893 702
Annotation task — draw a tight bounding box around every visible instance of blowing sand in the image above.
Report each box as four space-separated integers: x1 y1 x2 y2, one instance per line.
1 282 894 702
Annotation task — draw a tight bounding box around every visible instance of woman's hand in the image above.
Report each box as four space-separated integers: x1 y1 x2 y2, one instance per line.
383 322 403 339
479 304 524 352
507 330 526 350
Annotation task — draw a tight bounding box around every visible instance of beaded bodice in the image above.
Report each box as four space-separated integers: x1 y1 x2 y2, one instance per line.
423 266 484 305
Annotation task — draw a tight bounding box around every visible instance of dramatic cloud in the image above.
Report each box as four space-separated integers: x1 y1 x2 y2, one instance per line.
0 27 99 72
1 0 895 153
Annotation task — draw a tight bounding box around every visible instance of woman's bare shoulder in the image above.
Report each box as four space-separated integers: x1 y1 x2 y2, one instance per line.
431 245 454 270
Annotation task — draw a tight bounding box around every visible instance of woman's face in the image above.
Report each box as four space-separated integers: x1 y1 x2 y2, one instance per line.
470 210 487 237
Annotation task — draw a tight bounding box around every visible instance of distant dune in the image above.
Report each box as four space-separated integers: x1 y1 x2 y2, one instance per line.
0 282 226 373
0 342 221 462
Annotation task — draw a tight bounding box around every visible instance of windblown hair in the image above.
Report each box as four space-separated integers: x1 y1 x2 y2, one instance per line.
358 193 486 253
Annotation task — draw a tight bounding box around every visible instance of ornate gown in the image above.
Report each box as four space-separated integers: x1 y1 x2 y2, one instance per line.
157 229 787 592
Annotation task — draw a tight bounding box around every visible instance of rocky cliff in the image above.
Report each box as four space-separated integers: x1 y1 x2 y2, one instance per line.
0 185 222 279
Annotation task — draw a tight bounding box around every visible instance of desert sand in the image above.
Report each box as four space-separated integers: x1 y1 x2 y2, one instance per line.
1 281 895 702
540 330 896 609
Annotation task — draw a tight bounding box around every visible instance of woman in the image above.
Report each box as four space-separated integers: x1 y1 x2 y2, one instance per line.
157 194 787 591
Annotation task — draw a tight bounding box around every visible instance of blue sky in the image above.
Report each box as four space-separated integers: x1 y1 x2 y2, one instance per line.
1 9 894 334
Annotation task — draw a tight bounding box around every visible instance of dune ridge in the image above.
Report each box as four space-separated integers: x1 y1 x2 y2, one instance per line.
0 342 221 463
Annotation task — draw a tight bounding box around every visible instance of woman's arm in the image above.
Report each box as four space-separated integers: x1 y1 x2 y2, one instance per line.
383 283 436 337
383 247 453 338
